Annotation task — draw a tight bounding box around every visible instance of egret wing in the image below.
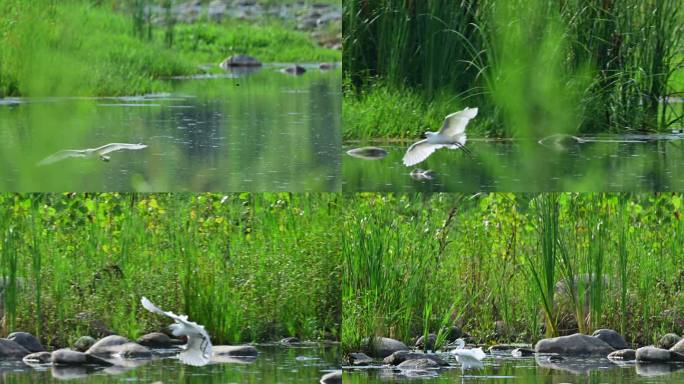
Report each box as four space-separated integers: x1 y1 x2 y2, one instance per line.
179 331 212 366
403 140 443 167
96 143 147 155
37 150 87 166
439 107 478 138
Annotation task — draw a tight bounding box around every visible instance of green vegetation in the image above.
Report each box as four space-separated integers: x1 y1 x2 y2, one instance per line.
343 193 684 352
0 0 340 97
0 193 341 348
344 0 684 140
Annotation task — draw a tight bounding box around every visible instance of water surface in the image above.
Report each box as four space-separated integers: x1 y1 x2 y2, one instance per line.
343 137 684 191
0 64 341 191
345 353 684 383
0 344 340 383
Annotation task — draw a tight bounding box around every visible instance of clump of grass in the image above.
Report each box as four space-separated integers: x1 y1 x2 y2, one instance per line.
0 193 340 347
343 193 684 350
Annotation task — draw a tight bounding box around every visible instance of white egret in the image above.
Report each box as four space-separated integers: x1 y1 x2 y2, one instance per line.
37 143 147 166
402 107 477 167
140 297 212 367
449 339 486 369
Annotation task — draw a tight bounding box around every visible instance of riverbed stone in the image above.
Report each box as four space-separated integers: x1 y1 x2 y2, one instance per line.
348 352 373 366
511 348 535 357
397 358 439 370
282 64 306 75
7 332 45 352
383 350 448 366
213 345 258 357
220 55 262 69
362 337 409 358
22 351 52 364
415 334 437 350
74 336 96 352
85 335 151 358
0 338 30 359
592 329 629 350
137 332 183 348
607 349 636 361
636 346 671 362
52 348 112 366
535 333 614 356
657 333 681 350
319 370 342 384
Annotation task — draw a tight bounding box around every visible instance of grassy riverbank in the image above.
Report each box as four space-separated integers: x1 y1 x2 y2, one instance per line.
0 1 340 97
0 193 341 348
342 193 684 352
343 0 684 140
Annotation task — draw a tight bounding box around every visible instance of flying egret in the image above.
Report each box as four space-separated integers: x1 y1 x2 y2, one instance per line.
449 339 486 369
140 297 212 366
402 107 477 167
37 143 147 166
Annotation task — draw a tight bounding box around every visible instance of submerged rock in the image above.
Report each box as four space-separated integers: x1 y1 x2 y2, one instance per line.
362 337 409 358
74 336 96 352
319 370 342 384
608 349 636 361
657 333 681 350
282 64 306 75
535 333 614 356
636 346 671 362
511 348 535 357
219 55 262 69
7 332 45 353
348 352 373 366
22 351 52 364
397 358 439 370
592 329 629 350
213 345 258 357
85 335 151 358
346 147 388 160
52 348 113 366
137 332 183 349
383 351 448 366
0 338 30 359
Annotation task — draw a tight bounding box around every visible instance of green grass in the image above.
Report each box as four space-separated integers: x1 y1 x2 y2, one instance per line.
343 0 684 139
0 193 341 348
342 193 684 352
0 1 340 97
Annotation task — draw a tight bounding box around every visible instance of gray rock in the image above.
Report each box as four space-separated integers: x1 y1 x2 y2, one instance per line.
511 348 535 357
670 338 684 353
636 346 671 362
608 349 636 361
348 352 373 366
489 344 518 353
52 348 112 366
383 350 448 366
535 333 614 356
220 55 262 69
22 351 52 364
657 333 681 350
7 332 45 352
346 147 388 161
136 332 183 348
0 338 30 359
592 329 629 350
415 334 436 350
362 337 409 358
74 336 96 352
319 370 342 384
397 358 439 370
282 64 306 75
85 335 151 358
280 337 300 344
213 345 258 357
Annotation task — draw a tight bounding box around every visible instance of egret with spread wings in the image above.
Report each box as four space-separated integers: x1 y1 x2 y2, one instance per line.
402 107 477 167
141 296 212 366
37 143 147 166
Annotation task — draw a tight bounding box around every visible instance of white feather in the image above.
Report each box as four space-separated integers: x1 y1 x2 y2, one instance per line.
37 143 147 166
